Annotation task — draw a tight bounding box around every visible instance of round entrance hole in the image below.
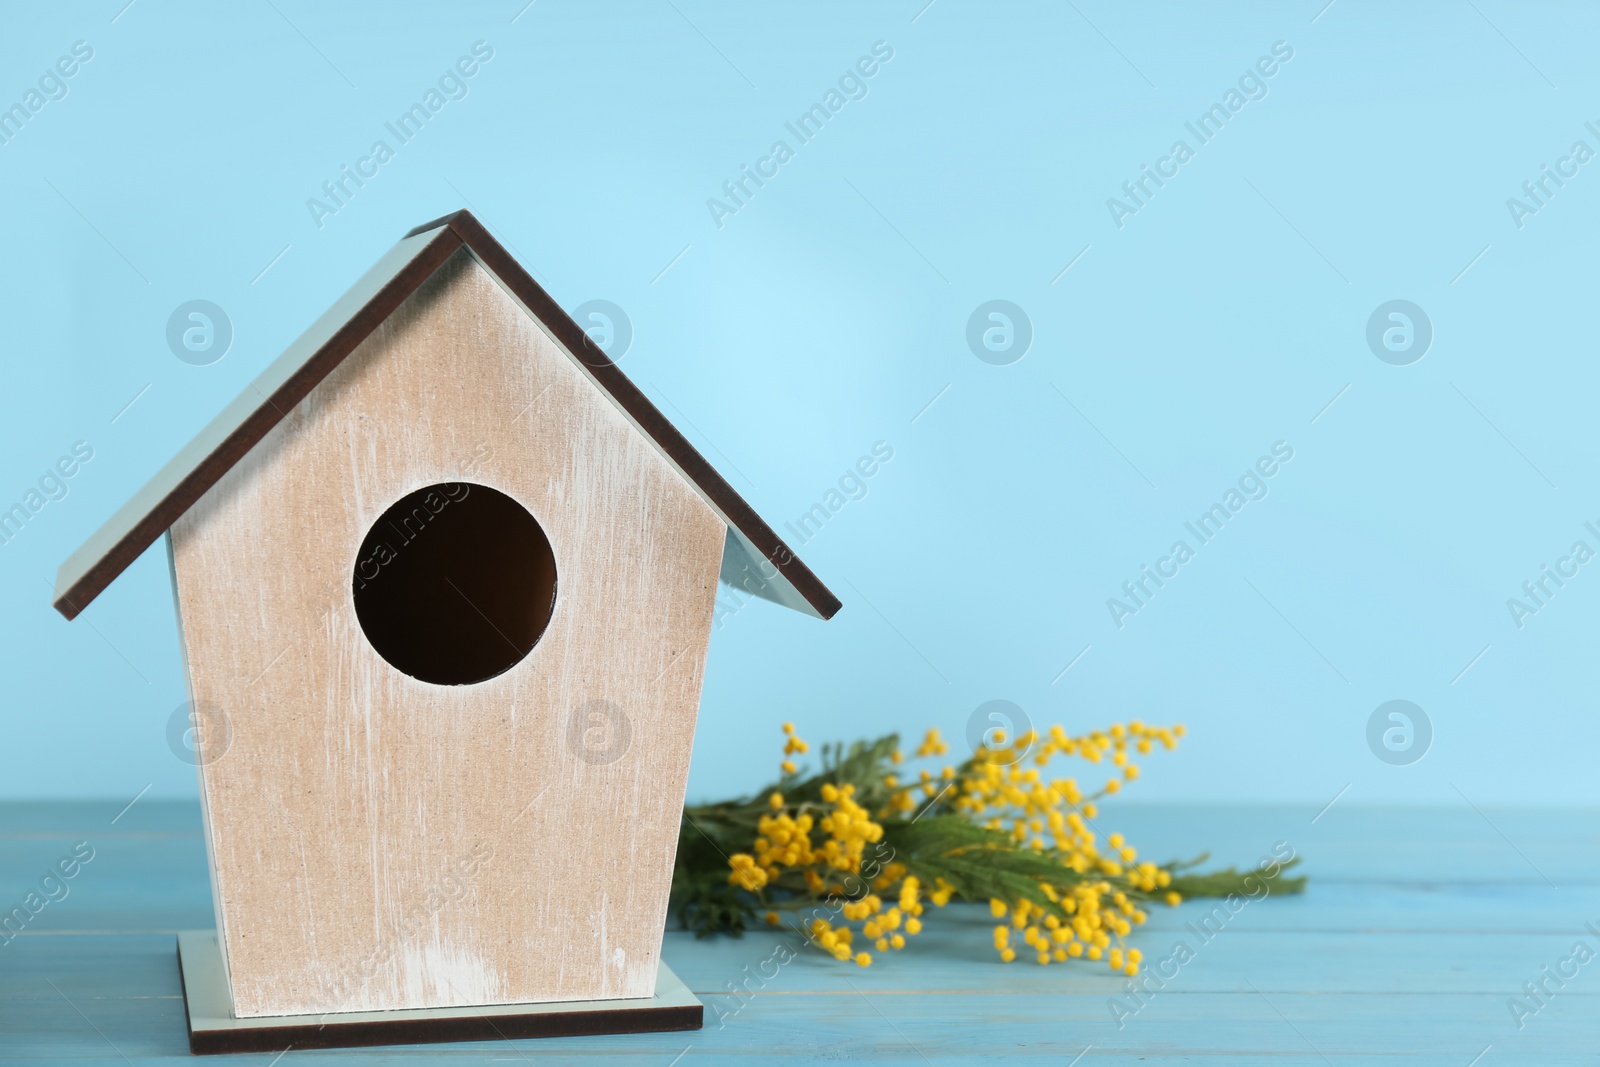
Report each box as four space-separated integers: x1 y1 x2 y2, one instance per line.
351 482 557 686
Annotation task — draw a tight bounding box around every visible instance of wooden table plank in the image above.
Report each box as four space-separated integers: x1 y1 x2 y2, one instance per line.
3 802 1597 1063
6 935 1599 1064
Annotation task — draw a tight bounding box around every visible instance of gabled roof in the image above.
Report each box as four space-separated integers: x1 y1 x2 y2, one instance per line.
53 210 841 623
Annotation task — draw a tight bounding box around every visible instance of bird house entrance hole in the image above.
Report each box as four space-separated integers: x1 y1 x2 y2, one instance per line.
352 482 557 686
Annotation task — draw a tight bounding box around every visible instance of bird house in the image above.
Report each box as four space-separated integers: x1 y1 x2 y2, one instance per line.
52 210 839 1052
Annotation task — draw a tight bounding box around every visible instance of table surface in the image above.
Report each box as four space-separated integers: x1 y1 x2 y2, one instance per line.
2 799 1596 1065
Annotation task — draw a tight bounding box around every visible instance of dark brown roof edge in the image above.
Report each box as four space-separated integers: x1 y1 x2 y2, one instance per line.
52 226 466 620
415 210 839 621
53 210 839 622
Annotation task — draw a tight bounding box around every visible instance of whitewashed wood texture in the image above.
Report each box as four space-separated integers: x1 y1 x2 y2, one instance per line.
168 249 726 1018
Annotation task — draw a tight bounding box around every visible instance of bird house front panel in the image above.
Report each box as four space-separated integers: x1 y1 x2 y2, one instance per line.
167 249 725 1018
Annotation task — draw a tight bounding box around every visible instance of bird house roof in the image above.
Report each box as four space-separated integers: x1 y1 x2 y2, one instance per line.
52 210 840 623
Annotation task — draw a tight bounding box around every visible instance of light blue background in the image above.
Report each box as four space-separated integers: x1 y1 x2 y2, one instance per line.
1 1 1594 807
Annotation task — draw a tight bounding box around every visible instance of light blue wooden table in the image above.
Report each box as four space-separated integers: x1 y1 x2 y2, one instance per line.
3 800 1595 1064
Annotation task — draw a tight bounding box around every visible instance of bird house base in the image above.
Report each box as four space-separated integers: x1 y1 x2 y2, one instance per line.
176 931 703 1055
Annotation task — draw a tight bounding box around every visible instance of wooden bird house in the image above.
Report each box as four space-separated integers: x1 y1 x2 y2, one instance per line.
52 210 839 1051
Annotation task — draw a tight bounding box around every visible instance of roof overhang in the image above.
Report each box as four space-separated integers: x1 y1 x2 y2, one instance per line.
52 210 841 623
